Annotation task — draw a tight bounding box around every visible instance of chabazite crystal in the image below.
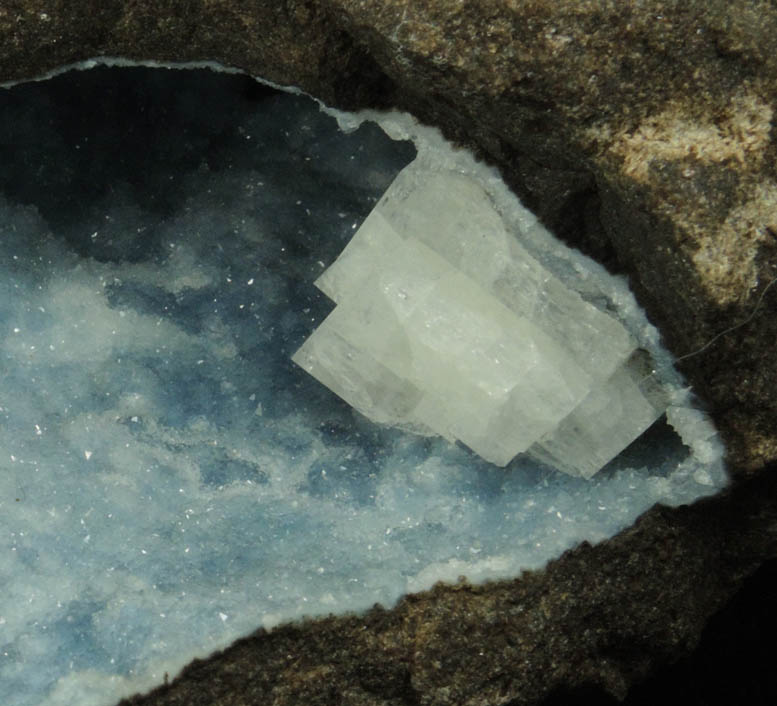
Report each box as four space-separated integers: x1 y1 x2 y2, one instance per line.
293 163 667 477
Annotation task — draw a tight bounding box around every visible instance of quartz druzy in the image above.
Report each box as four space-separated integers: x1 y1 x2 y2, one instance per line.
0 62 725 706
293 161 668 477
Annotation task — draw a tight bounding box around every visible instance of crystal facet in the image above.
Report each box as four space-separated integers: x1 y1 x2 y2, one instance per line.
293 163 667 476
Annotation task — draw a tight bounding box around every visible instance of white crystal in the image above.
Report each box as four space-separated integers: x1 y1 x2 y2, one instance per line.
293 162 667 476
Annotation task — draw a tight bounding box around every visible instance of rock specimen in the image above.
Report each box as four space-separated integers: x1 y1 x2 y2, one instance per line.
294 160 666 476
0 2 775 706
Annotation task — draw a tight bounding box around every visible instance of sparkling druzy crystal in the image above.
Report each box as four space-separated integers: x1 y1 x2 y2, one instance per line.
0 63 727 706
293 162 667 476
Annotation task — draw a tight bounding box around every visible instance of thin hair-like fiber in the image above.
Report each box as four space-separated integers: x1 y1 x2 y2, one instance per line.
639 274 777 388
673 274 777 365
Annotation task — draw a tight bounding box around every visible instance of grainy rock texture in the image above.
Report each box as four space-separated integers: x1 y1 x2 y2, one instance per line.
1 1 775 704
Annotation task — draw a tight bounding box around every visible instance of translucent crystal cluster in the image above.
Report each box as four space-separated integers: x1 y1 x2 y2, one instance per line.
293 163 667 477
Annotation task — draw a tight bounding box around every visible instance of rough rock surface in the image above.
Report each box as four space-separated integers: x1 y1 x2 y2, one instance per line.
1 1 775 704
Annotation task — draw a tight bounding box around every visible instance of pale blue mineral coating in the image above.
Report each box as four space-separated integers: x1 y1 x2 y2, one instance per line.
0 63 726 706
